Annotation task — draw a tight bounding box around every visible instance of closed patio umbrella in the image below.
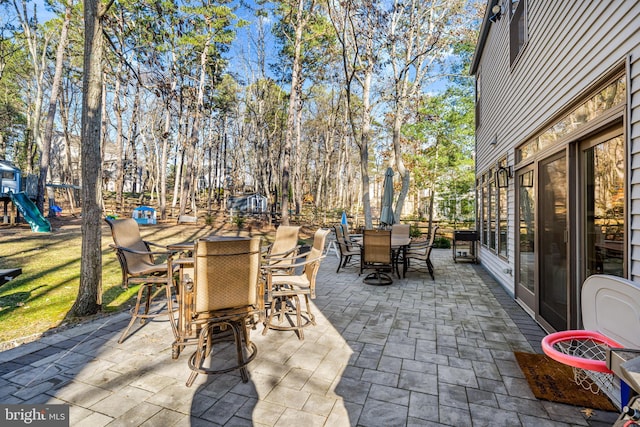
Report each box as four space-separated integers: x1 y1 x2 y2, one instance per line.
380 167 395 227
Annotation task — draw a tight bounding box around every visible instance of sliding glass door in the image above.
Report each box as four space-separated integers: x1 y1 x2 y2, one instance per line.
538 153 569 331
582 130 625 280
516 168 535 311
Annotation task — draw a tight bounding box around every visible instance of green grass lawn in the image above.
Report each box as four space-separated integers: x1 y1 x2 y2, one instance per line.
0 218 266 347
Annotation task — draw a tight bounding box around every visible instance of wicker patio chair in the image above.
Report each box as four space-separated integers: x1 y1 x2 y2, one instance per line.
334 224 361 273
391 224 411 240
105 218 179 344
262 228 330 340
360 229 394 285
262 225 300 273
184 237 263 387
342 222 363 244
406 225 439 280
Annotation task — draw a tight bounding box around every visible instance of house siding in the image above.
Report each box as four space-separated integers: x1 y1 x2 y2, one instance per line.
473 1 640 301
631 48 640 281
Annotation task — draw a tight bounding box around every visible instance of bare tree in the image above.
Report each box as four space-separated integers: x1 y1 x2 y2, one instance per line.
278 0 317 225
327 0 382 229
38 1 72 215
386 0 464 219
12 0 52 173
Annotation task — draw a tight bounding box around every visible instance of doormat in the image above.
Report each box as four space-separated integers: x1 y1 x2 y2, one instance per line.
514 351 618 412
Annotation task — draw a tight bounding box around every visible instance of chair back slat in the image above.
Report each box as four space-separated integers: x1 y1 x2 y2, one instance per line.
194 237 261 313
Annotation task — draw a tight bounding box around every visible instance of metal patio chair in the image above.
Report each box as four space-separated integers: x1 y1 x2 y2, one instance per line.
406 225 439 280
262 228 330 340
334 224 361 273
105 218 178 343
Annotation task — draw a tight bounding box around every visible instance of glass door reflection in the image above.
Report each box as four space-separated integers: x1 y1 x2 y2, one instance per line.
539 153 568 332
583 133 625 279
516 168 535 311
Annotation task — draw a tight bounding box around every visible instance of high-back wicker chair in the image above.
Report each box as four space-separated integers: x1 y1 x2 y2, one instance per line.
334 224 361 273
263 225 300 273
184 237 262 387
106 218 178 343
263 228 330 340
406 225 439 280
360 229 394 285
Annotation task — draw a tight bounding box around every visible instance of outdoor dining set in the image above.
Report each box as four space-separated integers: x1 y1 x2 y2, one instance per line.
104 218 439 387
333 222 438 284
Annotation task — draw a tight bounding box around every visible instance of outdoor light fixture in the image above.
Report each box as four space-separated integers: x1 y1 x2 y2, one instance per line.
496 166 512 188
489 3 503 22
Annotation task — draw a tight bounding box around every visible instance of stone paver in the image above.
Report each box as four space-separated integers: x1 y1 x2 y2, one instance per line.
0 250 620 426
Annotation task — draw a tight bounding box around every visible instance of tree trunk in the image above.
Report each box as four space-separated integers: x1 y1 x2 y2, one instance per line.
159 105 171 220
293 86 303 215
38 2 71 215
15 0 51 174
281 0 308 226
70 0 106 317
393 109 409 222
59 91 77 213
113 65 125 212
180 36 210 217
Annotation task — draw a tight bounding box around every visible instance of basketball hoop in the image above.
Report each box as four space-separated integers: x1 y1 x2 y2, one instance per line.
542 329 623 398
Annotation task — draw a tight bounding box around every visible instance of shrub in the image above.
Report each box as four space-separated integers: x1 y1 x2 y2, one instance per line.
433 237 451 249
409 224 422 238
232 214 246 229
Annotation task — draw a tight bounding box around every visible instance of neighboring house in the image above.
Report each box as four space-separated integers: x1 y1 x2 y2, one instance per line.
470 1 639 333
227 193 268 214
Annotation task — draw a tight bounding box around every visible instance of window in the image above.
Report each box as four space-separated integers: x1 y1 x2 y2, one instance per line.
497 159 508 257
510 0 527 65
481 174 488 245
479 161 509 258
517 76 626 163
489 172 496 250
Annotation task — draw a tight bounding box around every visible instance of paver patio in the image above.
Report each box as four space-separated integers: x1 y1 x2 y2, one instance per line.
0 249 620 426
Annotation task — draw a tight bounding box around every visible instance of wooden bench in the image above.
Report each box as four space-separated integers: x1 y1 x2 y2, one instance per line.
0 268 22 286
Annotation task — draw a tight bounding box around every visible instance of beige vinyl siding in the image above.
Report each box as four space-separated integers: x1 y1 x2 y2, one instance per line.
477 2 640 172
475 1 640 285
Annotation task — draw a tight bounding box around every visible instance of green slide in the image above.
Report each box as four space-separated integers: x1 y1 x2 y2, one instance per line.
9 192 51 233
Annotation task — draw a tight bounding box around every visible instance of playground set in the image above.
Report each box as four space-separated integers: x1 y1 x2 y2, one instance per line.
0 160 51 233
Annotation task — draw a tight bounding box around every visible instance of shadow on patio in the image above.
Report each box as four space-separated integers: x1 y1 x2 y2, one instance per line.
0 249 619 426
